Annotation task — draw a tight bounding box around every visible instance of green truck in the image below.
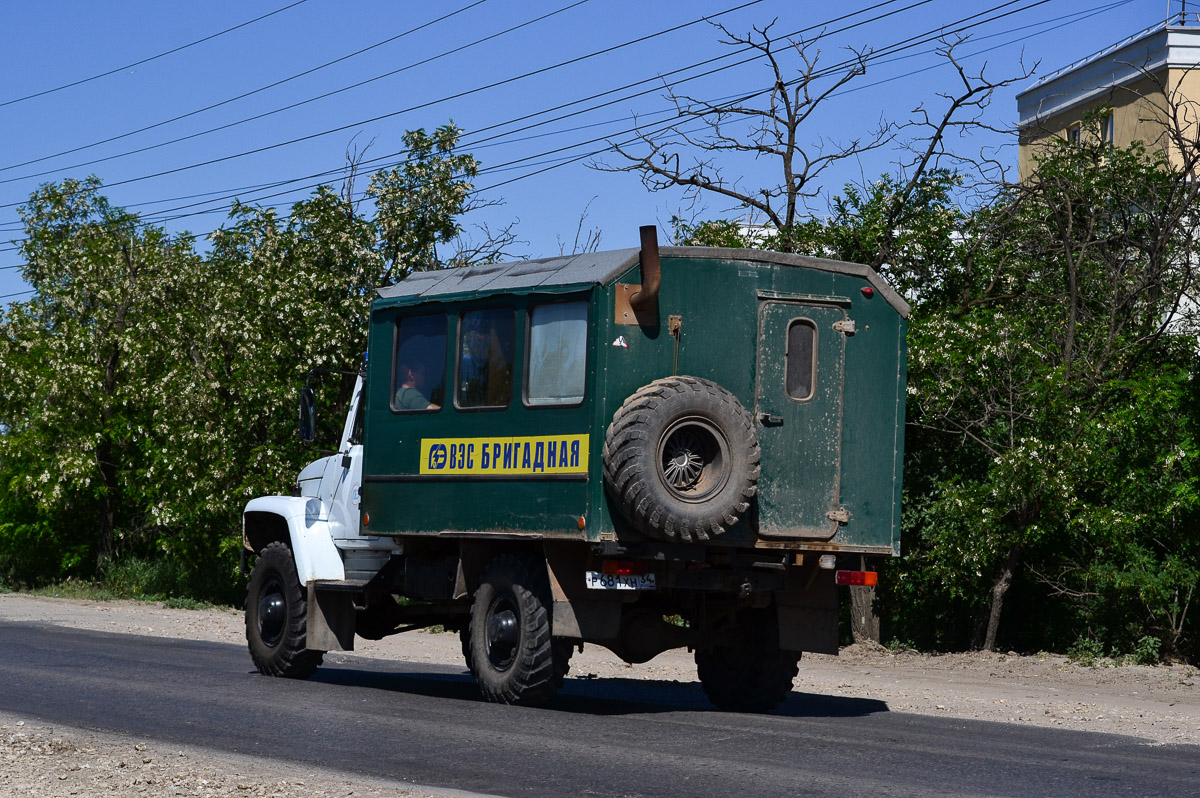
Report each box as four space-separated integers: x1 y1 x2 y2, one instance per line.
242 227 908 712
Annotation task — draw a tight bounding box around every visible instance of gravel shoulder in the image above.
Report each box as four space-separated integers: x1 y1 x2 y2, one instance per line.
2 592 1197 796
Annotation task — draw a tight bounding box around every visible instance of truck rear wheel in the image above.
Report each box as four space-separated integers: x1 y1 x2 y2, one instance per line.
245 541 323 679
695 607 798 713
603 376 760 542
467 554 566 706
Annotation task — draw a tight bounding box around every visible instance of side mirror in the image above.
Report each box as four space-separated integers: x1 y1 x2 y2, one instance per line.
299 386 316 443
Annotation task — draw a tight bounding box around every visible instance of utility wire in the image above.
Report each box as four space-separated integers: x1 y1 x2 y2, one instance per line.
140 0 1049 225
0 1 312 109
0 0 769 195
0 0 493 174
0 0 586 184
0 0 914 216
129 0 1063 229
0 0 1081 260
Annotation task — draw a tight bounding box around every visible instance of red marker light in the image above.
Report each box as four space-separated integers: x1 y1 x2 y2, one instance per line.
601 559 647 576
836 570 878 586
861 287 874 298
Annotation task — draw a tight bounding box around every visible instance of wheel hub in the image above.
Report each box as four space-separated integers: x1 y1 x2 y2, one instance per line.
257 578 286 648
657 417 731 502
485 600 520 671
663 430 706 489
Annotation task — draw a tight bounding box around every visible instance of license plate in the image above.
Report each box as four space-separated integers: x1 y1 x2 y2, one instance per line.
585 571 656 591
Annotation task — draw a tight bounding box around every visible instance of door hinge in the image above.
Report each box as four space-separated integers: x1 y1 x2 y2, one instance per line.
832 319 856 334
826 507 850 524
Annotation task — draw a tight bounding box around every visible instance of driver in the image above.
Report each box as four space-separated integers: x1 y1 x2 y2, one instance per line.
395 361 439 411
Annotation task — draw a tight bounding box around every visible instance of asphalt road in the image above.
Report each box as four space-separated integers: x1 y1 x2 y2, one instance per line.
2 620 1197 798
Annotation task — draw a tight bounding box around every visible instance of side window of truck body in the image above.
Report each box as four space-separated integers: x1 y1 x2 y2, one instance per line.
391 313 447 413
785 318 817 402
525 300 588 407
456 307 516 410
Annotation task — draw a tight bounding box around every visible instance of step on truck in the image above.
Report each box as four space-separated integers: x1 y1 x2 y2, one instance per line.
242 226 909 712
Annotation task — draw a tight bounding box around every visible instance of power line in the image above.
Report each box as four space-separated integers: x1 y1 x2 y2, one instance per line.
0 0 1081 262
117 0 1065 230
0 0 934 257
143 0 1051 225
0 0 769 200
0 1 312 109
0 0 493 174
0 0 917 221
0 0 585 185
43 0 930 229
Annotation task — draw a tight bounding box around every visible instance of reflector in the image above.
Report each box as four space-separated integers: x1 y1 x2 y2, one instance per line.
835 570 878 586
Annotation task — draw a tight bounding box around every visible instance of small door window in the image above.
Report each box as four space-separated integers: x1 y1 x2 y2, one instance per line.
457 308 515 409
785 319 816 401
526 301 588 406
392 314 446 412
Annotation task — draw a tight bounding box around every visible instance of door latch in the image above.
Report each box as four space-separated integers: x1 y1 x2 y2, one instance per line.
833 319 856 334
760 413 784 426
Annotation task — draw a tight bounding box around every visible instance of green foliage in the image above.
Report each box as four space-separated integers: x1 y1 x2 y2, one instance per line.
891 111 1200 659
368 123 481 279
0 124 495 599
1127 635 1163 666
1067 637 1106 667
678 122 1199 662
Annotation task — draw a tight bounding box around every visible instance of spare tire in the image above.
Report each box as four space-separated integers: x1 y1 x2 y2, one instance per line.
603 376 760 543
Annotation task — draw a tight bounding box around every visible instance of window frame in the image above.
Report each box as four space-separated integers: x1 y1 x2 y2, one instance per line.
784 317 818 403
389 312 448 415
453 305 518 412
522 298 590 409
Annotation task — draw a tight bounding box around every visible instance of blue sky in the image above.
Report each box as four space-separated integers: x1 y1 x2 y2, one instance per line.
0 0 1180 302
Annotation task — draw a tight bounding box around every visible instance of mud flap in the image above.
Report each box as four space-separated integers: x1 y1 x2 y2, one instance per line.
307 582 356 652
776 564 838 654
545 542 621 640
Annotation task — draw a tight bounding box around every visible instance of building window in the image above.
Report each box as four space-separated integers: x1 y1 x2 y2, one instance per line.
1067 123 1082 146
526 301 588 406
785 319 817 401
457 308 515 409
1102 113 1115 145
392 314 446 412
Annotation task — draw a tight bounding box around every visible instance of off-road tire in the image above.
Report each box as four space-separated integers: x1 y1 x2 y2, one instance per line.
245 541 323 679
467 554 567 705
695 607 799 713
603 376 760 542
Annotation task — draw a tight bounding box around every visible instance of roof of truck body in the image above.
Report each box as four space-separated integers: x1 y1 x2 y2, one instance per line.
376 246 910 317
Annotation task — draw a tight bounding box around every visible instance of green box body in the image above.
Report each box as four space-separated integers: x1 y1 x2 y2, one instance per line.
360 246 907 556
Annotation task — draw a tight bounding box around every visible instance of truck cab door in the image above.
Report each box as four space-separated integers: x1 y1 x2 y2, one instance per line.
318 377 367 542
754 301 848 538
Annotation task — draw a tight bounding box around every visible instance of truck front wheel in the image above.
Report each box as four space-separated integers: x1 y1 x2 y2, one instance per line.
245 541 323 679
467 554 565 706
695 607 798 713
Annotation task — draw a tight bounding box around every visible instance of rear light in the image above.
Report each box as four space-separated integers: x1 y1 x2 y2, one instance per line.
836 570 878 587
601 559 647 576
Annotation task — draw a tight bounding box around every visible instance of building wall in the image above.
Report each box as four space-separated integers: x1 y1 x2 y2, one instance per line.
1015 25 1200 180
1017 73 1173 179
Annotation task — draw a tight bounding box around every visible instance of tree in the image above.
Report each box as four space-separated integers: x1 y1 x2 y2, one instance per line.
904 111 1200 653
0 177 198 567
597 23 1027 254
0 124 522 592
368 123 518 280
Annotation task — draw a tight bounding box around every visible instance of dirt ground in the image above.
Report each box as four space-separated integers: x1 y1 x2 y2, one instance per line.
2 593 1197 796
